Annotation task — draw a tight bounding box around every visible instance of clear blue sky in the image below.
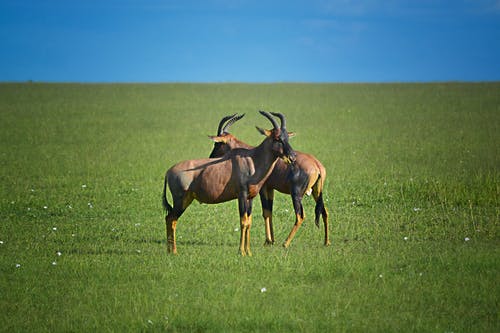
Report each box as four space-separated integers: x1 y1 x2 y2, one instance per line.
1 0 499 82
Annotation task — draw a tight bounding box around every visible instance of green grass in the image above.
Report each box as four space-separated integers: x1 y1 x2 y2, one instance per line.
0 82 498 332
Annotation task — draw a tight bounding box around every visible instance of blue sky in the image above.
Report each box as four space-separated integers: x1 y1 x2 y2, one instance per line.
1 0 499 82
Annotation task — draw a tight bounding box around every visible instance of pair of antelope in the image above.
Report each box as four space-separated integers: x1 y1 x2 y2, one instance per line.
162 111 330 256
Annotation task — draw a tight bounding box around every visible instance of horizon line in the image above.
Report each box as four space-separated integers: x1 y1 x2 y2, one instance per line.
2 80 500 85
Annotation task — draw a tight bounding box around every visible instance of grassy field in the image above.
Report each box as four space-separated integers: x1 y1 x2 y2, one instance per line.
0 82 498 332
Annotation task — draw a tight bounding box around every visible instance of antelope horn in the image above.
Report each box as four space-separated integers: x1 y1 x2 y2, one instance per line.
259 110 279 130
222 113 245 134
270 112 286 130
216 114 237 135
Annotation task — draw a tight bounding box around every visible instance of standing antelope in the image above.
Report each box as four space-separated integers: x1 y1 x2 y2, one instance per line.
162 111 296 256
209 114 330 248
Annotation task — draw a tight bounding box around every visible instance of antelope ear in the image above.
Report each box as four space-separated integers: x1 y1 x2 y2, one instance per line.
256 126 272 136
208 135 228 143
287 131 296 138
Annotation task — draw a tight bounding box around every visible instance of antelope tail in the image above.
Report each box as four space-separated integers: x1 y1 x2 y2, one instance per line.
162 173 173 214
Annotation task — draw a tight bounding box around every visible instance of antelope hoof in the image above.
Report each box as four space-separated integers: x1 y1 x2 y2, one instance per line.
325 241 332 247
240 249 252 256
264 239 274 246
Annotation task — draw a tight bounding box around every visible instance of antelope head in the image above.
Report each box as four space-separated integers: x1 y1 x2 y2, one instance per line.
257 111 296 164
209 113 246 158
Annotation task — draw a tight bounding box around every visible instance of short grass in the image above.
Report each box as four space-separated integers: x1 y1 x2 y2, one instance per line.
0 82 498 332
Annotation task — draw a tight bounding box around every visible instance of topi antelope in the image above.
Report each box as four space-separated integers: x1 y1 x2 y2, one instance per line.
209 114 330 248
162 111 296 256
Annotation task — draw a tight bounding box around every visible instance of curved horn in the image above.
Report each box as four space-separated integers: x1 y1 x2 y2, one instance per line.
259 110 279 130
216 114 237 135
270 112 286 129
222 113 245 134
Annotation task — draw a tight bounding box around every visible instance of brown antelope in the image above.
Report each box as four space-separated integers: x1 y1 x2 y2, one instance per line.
209 114 330 248
162 111 296 256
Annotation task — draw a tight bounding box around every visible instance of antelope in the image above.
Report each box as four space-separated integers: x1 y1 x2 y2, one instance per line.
162 111 296 256
209 114 330 248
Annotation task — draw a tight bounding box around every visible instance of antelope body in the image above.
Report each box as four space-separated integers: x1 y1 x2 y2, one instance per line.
209 114 330 247
162 111 296 255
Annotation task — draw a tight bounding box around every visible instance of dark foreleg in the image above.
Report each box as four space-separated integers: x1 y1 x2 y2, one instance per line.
260 188 275 245
238 194 253 256
283 191 304 248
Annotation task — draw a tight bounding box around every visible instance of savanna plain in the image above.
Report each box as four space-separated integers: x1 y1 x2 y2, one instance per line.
0 82 498 332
